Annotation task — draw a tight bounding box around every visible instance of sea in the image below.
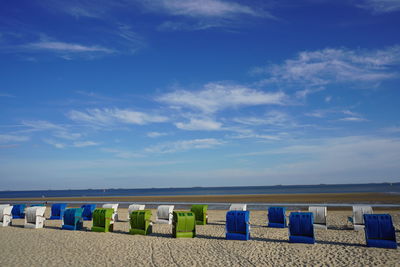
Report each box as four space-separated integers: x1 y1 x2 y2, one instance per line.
1 183 399 210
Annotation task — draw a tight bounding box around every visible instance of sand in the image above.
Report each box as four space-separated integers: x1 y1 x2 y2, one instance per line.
0 208 399 266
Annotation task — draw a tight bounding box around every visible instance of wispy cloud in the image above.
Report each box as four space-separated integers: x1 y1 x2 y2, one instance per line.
147 132 169 138
0 93 15 97
101 148 143 159
43 139 66 149
357 0 400 14
306 108 367 122
144 138 224 153
73 141 100 147
175 117 222 131
24 40 114 53
158 82 286 114
233 111 294 127
0 134 30 143
68 108 168 126
21 120 81 140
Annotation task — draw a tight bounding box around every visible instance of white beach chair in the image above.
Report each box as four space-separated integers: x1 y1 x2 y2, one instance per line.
0 205 13 227
24 206 46 229
350 205 373 230
102 203 119 222
308 206 328 230
155 205 174 224
127 204 145 221
229 204 247 211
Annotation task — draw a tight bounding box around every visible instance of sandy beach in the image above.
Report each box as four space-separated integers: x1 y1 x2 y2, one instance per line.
0 208 399 266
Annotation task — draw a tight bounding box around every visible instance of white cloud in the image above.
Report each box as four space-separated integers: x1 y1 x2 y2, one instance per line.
24 41 114 53
233 111 294 127
158 82 286 114
101 148 142 159
338 117 367 122
43 139 66 149
68 108 168 126
21 120 81 140
175 118 222 131
357 0 400 14
0 134 30 143
147 132 168 138
257 46 400 94
306 108 366 122
145 138 223 153
73 141 100 147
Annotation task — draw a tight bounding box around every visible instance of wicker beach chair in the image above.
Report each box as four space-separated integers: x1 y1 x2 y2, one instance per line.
229 204 247 211
81 204 96 221
102 203 119 222
12 204 26 219
49 203 67 220
62 208 84 231
127 204 145 221
364 214 397 249
0 205 13 227
288 212 315 244
190 204 208 225
91 208 114 232
349 205 373 230
173 211 196 238
226 210 250 241
268 207 287 228
308 206 327 230
24 206 46 229
129 210 152 235
155 205 174 224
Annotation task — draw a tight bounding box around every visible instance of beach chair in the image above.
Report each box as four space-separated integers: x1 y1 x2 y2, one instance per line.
0 205 13 227
24 206 46 229
155 205 174 224
12 204 26 219
364 214 397 249
62 208 84 231
81 204 96 221
91 208 114 232
172 211 196 238
349 205 373 230
289 212 315 244
102 203 119 222
127 204 145 221
308 206 327 230
226 210 250 241
49 203 67 220
129 210 152 235
268 207 287 228
229 204 247 211
190 204 208 225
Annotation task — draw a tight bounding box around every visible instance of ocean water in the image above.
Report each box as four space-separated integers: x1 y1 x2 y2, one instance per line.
0 182 399 199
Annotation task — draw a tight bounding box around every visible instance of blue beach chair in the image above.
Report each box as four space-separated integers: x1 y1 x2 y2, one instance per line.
49 203 67 220
364 214 397 249
81 204 96 221
268 207 286 228
12 204 26 219
226 210 250 241
62 208 84 231
289 212 315 244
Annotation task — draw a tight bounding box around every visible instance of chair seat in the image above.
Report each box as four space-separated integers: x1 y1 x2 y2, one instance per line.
268 222 286 228
366 239 397 249
226 232 250 241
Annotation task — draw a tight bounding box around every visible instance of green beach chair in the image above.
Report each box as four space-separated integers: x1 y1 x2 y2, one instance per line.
190 204 208 225
91 208 114 233
129 210 152 235
172 211 196 238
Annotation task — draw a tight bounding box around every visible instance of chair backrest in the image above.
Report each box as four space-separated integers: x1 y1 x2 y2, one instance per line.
364 214 396 241
226 210 249 233
229 204 247 211
268 207 286 224
308 206 327 225
81 204 96 217
173 211 196 232
51 203 67 217
0 204 10 208
157 205 174 220
93 208 113 227
289 212 314 237
190 205 208 221
102 203 119 212
128 204 145 214
0 206 13 221
353 206 373 225
25 207 46 223
63 208 83 226
130 210 151 229
12 204 26 217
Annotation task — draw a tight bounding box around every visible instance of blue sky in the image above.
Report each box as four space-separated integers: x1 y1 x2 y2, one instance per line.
1 0 400 190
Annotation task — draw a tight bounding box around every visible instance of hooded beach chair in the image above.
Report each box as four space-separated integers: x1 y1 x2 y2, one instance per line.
62 208 84 231
268 207 287 228
229 204 247 211
226 210 250 241
102 203 119 222
12 204 26 219
172 211 196 238
190 204 208 225
129 210 152 235
289 212 315 244
155 205 174 224
364 214 397 249
81 204 96 221
308 206 327 230
91 208 114 232
24 206 46 229
127 204 145 221
0 205 13 227
349 205 373 230
49 203 67 220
